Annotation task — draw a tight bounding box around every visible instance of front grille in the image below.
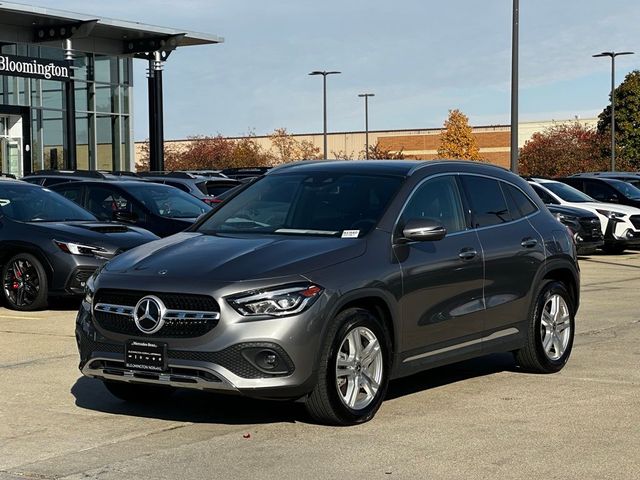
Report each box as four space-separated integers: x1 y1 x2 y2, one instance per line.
95 289 218 311
578 217 603 240
629 215 640 229
93 289 220 338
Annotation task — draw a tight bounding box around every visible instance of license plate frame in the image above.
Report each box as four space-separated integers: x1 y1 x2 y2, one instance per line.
125 340 167 372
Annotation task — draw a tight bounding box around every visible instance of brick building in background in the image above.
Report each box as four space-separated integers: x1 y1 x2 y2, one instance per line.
135 118 597 169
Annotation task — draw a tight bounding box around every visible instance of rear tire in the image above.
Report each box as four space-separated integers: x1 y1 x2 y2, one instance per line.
305 308 391 426
1 253 48 311
514 281 574 373
103 381 174 403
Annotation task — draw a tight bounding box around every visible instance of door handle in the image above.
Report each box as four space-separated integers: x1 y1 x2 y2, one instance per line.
458 248 478 260
521 238 538 248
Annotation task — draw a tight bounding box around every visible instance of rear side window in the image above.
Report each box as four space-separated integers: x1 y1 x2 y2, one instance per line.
54 184 83 204
502 183 538 219
461 176 512 228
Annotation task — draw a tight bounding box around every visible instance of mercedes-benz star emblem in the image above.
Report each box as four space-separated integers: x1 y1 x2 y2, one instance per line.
133 295 166 335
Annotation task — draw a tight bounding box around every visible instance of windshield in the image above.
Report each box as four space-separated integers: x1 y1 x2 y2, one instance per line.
197 173 403 237
610 180 640 199
126 183 211 218
0 184 96 222
543 182 595 203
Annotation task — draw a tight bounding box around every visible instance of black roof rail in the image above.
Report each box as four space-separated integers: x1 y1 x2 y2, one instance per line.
137 171 198 179
99 170 140 177
0 173 17 179
28 169 106 179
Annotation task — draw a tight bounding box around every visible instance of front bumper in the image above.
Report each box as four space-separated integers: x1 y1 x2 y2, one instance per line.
75 297 323 400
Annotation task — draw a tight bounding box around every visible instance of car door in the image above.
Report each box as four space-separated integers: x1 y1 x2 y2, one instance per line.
460 175 545 344
395 174 485 361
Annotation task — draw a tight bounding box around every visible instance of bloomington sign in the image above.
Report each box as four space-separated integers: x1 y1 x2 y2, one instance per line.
0 54 71 81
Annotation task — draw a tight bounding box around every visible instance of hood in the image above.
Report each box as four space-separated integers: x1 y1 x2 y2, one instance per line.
33 221 159 251
572 202 640 216
546 204 596 218
104 232 366 282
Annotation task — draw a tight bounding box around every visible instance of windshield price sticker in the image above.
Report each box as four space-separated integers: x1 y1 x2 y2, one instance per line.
341 230 360 238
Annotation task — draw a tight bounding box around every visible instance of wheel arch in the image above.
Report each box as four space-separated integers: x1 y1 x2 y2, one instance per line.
0 241 54 284
540 261 580 314
324 289 399 355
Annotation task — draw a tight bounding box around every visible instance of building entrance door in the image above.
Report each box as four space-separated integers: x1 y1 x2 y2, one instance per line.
0 114 23 177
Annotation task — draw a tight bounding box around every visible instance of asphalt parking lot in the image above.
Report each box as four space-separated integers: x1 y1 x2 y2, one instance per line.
0 253 639 480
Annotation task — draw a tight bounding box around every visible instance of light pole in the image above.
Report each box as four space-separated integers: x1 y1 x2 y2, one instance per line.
510 0 519 174
358 93 374 159
309 70 341 159
593 51 634 171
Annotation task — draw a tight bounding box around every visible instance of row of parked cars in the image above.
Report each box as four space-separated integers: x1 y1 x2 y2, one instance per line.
0 166 639 312
0 169 255 310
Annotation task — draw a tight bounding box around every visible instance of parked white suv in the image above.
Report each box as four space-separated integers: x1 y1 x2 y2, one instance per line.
528 178 640 254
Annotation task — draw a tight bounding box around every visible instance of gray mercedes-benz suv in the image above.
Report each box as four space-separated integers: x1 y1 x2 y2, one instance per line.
76 160 579 425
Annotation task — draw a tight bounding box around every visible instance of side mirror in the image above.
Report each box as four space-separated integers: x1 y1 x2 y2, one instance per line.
113 210 138 223
399 218 447 243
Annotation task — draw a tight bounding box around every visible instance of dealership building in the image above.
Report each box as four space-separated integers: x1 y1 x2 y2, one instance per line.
0 2 222 177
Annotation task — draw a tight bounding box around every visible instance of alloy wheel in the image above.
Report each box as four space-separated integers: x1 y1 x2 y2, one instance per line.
335 326 384 410
3 258 40 308
540 293 571 361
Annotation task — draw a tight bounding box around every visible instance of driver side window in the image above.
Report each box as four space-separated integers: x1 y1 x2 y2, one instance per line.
400 176 466 234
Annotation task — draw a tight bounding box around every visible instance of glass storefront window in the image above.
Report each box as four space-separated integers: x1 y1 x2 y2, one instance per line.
75 81 89 111
1 44 133 173
94 56 118 84
41 80 63 109
95 84 118 113
96 114 115 170
76 114 90 170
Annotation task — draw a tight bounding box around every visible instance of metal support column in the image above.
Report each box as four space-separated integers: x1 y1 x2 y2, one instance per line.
147 59 156 171
63 38 77 170
148 52 164 171
510 0 519 174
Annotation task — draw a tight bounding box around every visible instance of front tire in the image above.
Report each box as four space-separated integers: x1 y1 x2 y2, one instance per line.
514 281 575 373
2 253 48 311
305 308 391 425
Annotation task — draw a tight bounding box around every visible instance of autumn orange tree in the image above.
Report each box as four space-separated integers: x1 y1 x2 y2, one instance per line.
364 142 405 160
518 122 630 177
437 109 482 160
269 128 321 164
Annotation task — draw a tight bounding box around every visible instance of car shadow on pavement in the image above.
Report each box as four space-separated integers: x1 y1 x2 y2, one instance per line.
72 352 517 425
71 376 305 425
386 352 517 400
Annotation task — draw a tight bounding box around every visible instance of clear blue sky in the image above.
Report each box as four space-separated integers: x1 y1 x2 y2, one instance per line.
32 0 640 140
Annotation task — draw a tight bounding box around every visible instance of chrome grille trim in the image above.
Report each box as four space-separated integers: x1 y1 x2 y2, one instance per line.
93 303 220 321
94 303 135 316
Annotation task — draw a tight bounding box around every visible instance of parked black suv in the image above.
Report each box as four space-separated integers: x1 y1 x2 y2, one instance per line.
546 204 603 255
49 180 210 237
0 179 158 310
77 161 579 425
558 176 640 208
137 172 240 206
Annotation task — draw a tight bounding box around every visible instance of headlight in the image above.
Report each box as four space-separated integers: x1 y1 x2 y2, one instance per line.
227 283 323 317
553 212 577 223
84 273 96 306
595 209 625 220
54 240 108 257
